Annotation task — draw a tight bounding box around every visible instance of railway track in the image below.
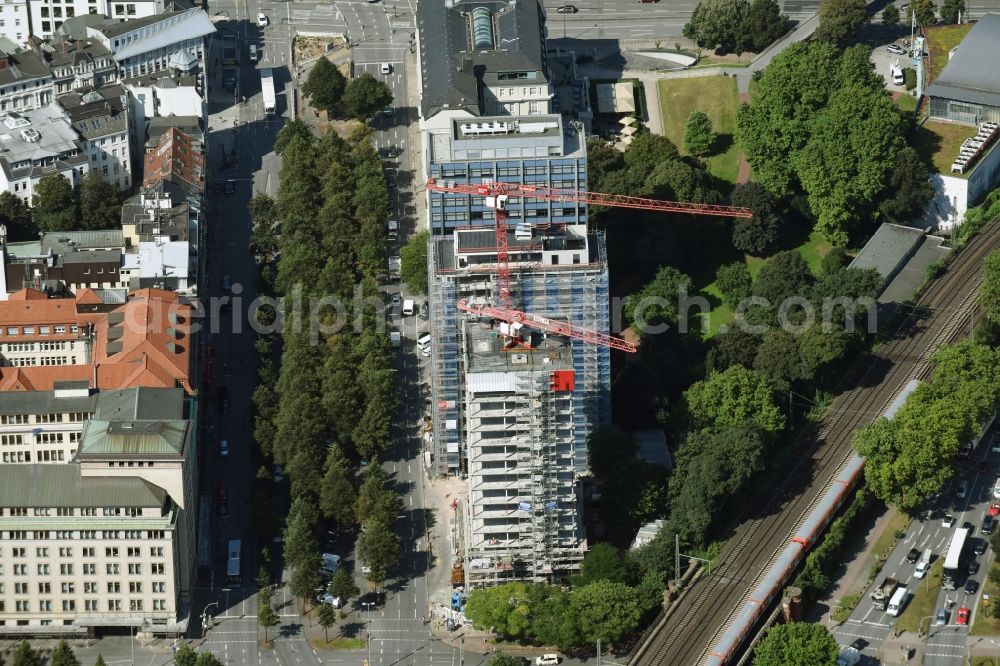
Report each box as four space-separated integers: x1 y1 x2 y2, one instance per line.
632 222 1000 666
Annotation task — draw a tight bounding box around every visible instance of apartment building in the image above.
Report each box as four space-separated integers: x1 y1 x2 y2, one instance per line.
28 0 165 42
417 0 609 586
87 7 214 80
0 410 196 636
0 0 29 49
0 288 194 396
46 36 118 97
0 383 183 463
57 84 132 190
2 230 128 296
0 48 52 112
0 104 89 202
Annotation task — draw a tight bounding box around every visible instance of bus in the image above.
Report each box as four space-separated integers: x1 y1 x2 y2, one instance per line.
226 539 241 584
943 527 969 590
260 68 276 118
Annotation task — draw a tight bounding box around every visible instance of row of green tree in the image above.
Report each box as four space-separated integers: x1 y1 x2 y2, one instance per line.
0 171 123 239
249 121 402 610
815 0 965 52
463 545 663 651
0 640 86 666
855 339 1000 509
302 59 394 120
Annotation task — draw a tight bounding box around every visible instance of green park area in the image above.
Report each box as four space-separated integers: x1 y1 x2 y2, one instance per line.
658 76 743 187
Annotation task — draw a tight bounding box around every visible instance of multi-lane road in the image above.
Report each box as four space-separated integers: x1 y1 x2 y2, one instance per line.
834 432 1000 666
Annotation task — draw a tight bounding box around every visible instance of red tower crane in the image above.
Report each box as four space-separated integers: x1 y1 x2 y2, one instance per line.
425 178 753 353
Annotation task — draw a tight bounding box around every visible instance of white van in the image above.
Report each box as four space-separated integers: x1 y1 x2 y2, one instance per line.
886 586 908 616
914 549 932 579
403 299 415 316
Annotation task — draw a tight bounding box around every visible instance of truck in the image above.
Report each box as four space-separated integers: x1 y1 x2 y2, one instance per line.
222 35 239 66
870 576 898 611
260 67 276 118
836 646 861 666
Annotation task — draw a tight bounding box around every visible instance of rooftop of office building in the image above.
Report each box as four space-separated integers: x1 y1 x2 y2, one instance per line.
417 0 548 119
428 115 584 162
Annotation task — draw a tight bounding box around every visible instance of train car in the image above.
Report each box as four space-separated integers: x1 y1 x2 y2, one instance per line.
703 380 921 666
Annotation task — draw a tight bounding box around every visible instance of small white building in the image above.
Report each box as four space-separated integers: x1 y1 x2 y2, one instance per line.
0 47 54 113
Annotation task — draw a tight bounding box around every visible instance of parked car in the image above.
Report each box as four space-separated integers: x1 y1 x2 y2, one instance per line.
969 559 980 575
957 479 968 499
391 293 401 309
536 656 560 666
906 547 920 563
887 43 906 55
557 4 578 11
257 11 269 26
317 593 342 607
225 179 235 195
956 606 970 625
219 440 229 457
966 578 979 594
975 539 988 556
992 432 1000 453
935 608 947 626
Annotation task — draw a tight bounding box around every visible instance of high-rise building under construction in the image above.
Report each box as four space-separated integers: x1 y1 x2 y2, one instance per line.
416 0 607 585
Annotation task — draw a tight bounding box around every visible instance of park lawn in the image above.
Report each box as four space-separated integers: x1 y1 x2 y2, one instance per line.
913 120 978 177
658 76 742 187
970 564 1000 635
310 637 367 650
925 24 973 84
895 559 943 633
895 94 918 114
798 230 833 274
697 231 831 338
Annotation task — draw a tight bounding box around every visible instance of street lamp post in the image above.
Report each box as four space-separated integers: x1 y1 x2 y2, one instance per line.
362 601 375 666
990 638 1000 665
201 601 220 638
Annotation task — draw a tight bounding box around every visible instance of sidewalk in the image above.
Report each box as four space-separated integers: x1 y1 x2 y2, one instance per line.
810 504 900 626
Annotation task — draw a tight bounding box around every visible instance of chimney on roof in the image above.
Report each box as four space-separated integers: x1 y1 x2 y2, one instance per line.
0 53 9 70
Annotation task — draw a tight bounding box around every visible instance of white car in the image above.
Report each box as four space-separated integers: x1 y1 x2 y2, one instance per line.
361 562 372 575
257 11 269 26
380 62 391 75
317 593 342 607
887 43 906 55
536 656 560 666
219 440 229 457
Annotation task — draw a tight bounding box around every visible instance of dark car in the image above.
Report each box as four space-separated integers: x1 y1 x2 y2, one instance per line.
975 539 988 556
851 638 869 651
224 179 236 195
906 547 920 563
557 4 578 11
966 578 979 594
969 559 980 576
983 515 996 535
357 591 386 609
